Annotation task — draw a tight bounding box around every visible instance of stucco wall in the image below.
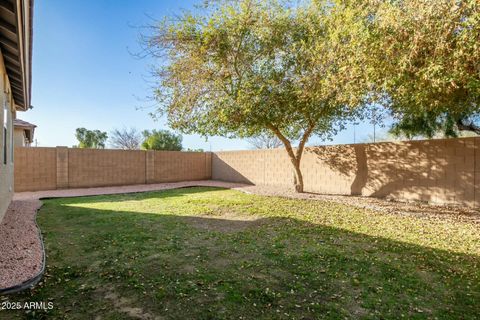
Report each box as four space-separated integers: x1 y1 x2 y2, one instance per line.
0 54 15 221
13 128 26 147
212 137 480 207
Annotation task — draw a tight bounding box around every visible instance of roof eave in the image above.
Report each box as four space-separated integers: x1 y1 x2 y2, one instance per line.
0 0 33 111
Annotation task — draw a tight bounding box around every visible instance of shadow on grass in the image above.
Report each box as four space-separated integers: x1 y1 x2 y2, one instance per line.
5 191 480 320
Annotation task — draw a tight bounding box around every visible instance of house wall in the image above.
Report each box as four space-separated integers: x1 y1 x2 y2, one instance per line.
0 54 15 221
13 128 26 147
14 147 212 191
212 137 480 207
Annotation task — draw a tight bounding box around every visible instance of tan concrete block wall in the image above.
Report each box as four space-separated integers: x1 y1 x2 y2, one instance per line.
264 149 294 187
14 147 212 191
14 147 57 192
67 148 147 188
212 150 266 184
152 151 210 183
205 152 212 179
212 137 480 207
56 147 68 188
145 150 155 184
13 137 480 207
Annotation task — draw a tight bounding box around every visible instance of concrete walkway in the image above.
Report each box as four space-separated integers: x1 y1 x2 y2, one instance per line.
13 180 248 201
1 180 249 293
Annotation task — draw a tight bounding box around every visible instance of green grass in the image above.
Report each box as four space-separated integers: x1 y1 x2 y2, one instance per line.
2 187 479 319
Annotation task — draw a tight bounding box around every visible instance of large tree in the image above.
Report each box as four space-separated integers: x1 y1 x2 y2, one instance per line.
75 128 108 149
352 0 480 138
143 0 365 192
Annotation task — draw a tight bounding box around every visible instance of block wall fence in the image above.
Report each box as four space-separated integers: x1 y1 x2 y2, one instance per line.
14 147 212 192
212 137 480 207
14 137 480 207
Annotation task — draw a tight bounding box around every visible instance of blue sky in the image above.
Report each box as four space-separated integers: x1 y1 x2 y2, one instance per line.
19 0 386 151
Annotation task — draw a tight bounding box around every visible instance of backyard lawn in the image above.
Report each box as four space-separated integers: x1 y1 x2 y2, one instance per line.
3 187 479 319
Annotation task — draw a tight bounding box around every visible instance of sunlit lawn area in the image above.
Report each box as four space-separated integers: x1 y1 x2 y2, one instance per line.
4 187 479 319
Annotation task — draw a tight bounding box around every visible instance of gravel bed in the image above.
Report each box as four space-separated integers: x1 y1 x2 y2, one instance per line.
239 185 480 224
0 200 43 290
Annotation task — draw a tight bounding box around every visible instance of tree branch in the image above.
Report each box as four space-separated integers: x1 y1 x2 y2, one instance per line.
267 124 297 163
456 119 480 135
295 122 315 162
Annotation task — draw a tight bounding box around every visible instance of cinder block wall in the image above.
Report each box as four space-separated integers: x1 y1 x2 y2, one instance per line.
212 137 480 207
15 137 480 207
14 147 57 191
14 147 212 192
67 148 147 188
153 151 212 182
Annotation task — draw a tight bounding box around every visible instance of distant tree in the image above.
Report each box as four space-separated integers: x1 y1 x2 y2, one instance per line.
142 0 366 192
109 127 142 150
75 128 108 149
141 129 182 151
248 132 283 149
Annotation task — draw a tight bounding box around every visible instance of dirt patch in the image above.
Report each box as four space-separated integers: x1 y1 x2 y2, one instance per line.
101 287 161 320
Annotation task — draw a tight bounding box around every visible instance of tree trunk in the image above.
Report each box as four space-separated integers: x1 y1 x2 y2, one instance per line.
282 146 305 193
292 159 304 193
267 124 313 193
